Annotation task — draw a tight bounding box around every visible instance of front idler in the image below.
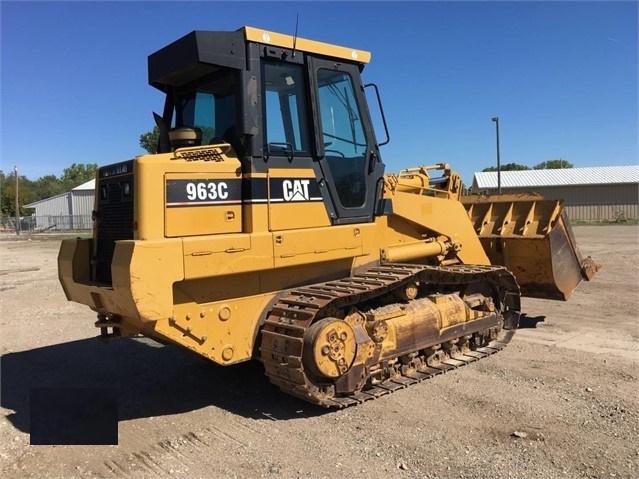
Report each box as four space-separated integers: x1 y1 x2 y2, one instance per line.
303 318 357 380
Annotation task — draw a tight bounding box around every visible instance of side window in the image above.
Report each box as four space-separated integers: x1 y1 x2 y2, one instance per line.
263 61 310 153
180 91 216 144
175 68 238 152
317 69 367 208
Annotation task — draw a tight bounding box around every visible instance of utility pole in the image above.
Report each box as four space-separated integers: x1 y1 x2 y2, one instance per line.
491 117 501 194
14 165 20 235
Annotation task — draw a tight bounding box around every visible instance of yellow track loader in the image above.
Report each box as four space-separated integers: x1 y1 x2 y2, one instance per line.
58 27 598 407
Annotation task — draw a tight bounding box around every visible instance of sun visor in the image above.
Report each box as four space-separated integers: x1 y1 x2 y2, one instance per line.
148 30 246 91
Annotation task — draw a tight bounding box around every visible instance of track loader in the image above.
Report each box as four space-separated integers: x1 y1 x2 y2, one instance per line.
58 27 598 407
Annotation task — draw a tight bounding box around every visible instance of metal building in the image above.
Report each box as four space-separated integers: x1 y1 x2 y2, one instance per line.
24 179 95 230
470 165 639 221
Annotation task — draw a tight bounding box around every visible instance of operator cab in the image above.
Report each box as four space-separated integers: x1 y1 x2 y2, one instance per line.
148 26 388 225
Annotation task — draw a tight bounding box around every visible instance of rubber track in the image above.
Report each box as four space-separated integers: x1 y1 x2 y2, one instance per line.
260 263 520 408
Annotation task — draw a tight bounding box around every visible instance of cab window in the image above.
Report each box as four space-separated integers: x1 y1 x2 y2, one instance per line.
262 61 310 154
175 68 237 148
317 69 367 208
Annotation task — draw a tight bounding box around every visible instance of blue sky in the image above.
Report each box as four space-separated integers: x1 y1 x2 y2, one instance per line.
1 1 637 185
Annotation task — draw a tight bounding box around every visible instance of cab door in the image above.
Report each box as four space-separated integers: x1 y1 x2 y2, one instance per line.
310 58 385 225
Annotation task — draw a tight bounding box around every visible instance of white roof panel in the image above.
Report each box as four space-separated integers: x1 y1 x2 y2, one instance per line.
473 165 639 189
72 179 95 191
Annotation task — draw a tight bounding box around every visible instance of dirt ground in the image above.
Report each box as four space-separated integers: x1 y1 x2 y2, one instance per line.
1 225 638 479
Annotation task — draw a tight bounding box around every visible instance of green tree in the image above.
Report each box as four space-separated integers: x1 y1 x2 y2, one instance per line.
198 125 216 144
0 171 6 215
60 163 98 189
0 170 35 217
482 163 531 172
533 159 574 169
32 174 67 200
139 125 160 154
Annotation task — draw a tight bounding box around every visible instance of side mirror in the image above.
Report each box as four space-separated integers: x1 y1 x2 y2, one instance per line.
363 83 390 146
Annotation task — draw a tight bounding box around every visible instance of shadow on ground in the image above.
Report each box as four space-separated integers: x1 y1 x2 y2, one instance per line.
1 337 328 433
518 313 546 328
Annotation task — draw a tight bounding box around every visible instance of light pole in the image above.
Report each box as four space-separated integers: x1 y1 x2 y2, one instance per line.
491 117 501 194
14 165 20 235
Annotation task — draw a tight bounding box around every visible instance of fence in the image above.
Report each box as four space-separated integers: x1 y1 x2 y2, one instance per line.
564 203 638 222
0 214 92 233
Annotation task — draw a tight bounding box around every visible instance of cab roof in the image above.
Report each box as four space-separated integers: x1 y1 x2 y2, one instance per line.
242 26 371 64
148 26 371 91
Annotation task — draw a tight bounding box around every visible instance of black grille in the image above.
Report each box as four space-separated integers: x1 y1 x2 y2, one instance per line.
94 170 134 285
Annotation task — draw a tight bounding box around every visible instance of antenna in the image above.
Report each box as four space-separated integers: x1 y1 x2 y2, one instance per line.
292 14 299 58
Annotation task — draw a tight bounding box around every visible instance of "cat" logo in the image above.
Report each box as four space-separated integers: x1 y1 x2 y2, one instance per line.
283 179 310 201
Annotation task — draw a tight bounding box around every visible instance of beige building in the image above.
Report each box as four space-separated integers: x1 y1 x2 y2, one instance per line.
471 165 638 221
24 179 95 230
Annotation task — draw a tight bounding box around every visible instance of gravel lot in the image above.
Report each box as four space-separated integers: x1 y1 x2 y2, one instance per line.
1 225 638 479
